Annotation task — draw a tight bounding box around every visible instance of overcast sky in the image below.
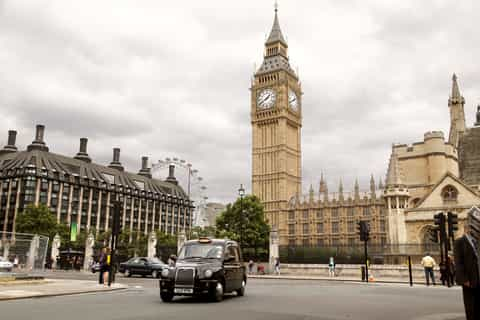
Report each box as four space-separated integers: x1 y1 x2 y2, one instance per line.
1 0 479 204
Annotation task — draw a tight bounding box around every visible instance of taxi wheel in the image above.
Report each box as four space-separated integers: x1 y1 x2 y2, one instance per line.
160 291 174 302
236 280 246 297
210 282 224 302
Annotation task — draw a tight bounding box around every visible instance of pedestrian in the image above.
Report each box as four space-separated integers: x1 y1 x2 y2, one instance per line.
98 247 107 285
328 256 335 277
439 260 447 286
103 248 112 286
454 207 480 320
248 260 254 274
274 257 280 275
447 255 455 286
168 254 177 267
421 253 436 286
13 255 19 269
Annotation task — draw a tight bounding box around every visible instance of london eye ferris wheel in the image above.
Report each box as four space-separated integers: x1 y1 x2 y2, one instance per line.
151 157 208 228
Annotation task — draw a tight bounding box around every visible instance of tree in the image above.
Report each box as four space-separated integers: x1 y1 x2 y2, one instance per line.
155 231 177 261
216 194 270 256
15 204 60 240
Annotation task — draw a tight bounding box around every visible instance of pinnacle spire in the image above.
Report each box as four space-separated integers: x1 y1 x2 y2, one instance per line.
354 178 360 200
386 151 403 186
451 73 462 99
319 172 327 193
266 3 287 45
370 174 376 192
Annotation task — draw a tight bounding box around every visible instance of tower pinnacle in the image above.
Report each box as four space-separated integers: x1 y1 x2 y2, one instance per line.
266 2 287 46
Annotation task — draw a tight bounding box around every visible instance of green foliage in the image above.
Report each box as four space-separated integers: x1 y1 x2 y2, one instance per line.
156 231 177 246
15 204 61 240
216 194 270 251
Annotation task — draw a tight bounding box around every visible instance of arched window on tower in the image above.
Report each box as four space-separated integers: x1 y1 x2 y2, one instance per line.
441 185 458 204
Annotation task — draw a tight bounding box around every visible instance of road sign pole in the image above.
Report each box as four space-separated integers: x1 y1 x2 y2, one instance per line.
364 239 369 283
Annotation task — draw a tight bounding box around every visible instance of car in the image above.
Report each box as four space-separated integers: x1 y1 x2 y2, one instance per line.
0 257 13 272
90 262 101 273
159 238 247 302
118 257 167 278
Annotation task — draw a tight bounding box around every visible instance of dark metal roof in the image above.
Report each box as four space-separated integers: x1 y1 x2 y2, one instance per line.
0 149 188 199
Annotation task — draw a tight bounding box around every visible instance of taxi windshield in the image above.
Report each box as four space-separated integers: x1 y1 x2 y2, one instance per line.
178 244 223 260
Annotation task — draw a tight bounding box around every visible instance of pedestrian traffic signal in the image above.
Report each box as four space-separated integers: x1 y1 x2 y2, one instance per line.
447 212 458 238
428 227 439 243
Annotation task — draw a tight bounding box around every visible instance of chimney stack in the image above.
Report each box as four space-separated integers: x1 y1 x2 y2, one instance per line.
165 164 178 185
27 124 49 152
74 138 91 163
108 147 124 171
138 156 152 178
0 130 18 154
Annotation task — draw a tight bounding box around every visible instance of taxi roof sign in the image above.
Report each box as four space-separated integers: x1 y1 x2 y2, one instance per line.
198 237 212 243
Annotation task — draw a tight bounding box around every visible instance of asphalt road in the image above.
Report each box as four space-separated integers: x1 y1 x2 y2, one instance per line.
1 272 466 320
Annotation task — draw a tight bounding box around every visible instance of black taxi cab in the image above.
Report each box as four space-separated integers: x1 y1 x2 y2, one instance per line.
159 238 247 302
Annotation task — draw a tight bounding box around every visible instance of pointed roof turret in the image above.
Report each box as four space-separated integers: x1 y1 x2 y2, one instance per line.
319 172 327 193
451 73 461 99
354 178 360 200
449 73 465 105
266 3 287 46
338 178 344 201
386 151 403 186
309 184 314 202
378 177 384 190
370 174 377 199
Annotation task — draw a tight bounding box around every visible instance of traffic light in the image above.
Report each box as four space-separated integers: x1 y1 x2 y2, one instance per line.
358 220 370 242
112 201 122 237
447 212 458 238
433 212 444 227
428 227 439 243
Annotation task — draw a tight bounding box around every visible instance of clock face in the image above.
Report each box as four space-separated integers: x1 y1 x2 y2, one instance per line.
257 88 276 109
288 89 299 111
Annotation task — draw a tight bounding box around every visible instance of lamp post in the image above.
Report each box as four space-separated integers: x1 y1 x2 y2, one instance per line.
238 184 245 248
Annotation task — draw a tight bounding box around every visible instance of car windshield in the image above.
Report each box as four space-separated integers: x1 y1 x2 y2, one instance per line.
178 244 223 260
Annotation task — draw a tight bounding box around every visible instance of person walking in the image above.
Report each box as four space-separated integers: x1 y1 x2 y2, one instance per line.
248 260 254 274
103 248 112 286
454 207 480 320
98 247 107 285
421 253 436 286
274 257 280 275
328 256 335 277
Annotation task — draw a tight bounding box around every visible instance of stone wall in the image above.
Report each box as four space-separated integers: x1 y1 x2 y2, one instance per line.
459 126 480 187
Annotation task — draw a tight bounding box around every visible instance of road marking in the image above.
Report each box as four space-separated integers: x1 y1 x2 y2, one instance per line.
412 313 465 320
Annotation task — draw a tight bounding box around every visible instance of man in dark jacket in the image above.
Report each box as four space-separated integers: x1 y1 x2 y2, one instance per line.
454 207 480 320
98 247 107 285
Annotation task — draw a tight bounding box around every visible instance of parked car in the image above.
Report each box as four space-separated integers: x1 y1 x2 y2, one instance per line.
159 237 247 302
90 262 101 273
0 257 13 272
118 257 167 278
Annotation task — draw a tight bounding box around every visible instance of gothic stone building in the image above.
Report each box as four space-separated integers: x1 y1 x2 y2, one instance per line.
250 8 480 246
0 125 193 236
385 75 480 245
286 177 387 246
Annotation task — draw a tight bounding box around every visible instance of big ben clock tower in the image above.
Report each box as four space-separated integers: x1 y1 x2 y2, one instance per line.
251 5 302 235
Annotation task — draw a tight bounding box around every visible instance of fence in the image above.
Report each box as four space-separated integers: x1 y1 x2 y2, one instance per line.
0 231 49 271
279 243 441 264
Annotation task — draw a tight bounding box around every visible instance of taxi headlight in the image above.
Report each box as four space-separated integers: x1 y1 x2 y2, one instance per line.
204 269 213 278
161 268 170 277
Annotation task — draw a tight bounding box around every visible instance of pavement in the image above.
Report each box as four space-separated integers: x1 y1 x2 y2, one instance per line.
0 278 127 301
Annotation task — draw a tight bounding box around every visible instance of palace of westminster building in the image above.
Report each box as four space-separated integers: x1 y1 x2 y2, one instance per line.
251 8 480 246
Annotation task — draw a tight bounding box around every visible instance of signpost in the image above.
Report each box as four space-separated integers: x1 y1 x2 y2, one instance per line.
108 200 122 286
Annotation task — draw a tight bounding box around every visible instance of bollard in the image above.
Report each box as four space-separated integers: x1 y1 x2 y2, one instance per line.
408 256 413 287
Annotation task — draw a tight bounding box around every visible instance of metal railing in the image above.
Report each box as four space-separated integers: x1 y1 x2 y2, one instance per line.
279 243 441 264
0 231 49 272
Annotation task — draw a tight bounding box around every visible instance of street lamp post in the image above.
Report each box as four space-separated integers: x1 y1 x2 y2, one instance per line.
238 184 245 248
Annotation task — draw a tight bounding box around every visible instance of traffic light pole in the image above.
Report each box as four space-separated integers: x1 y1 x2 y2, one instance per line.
108 200 121 287
364 239 369 283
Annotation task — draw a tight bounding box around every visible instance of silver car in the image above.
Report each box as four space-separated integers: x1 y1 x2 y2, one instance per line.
0 257 13 272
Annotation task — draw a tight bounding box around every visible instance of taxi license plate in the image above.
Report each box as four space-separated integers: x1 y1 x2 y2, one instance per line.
174 288 193 294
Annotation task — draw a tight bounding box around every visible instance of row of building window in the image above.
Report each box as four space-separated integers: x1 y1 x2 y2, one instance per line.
288 220 386 235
